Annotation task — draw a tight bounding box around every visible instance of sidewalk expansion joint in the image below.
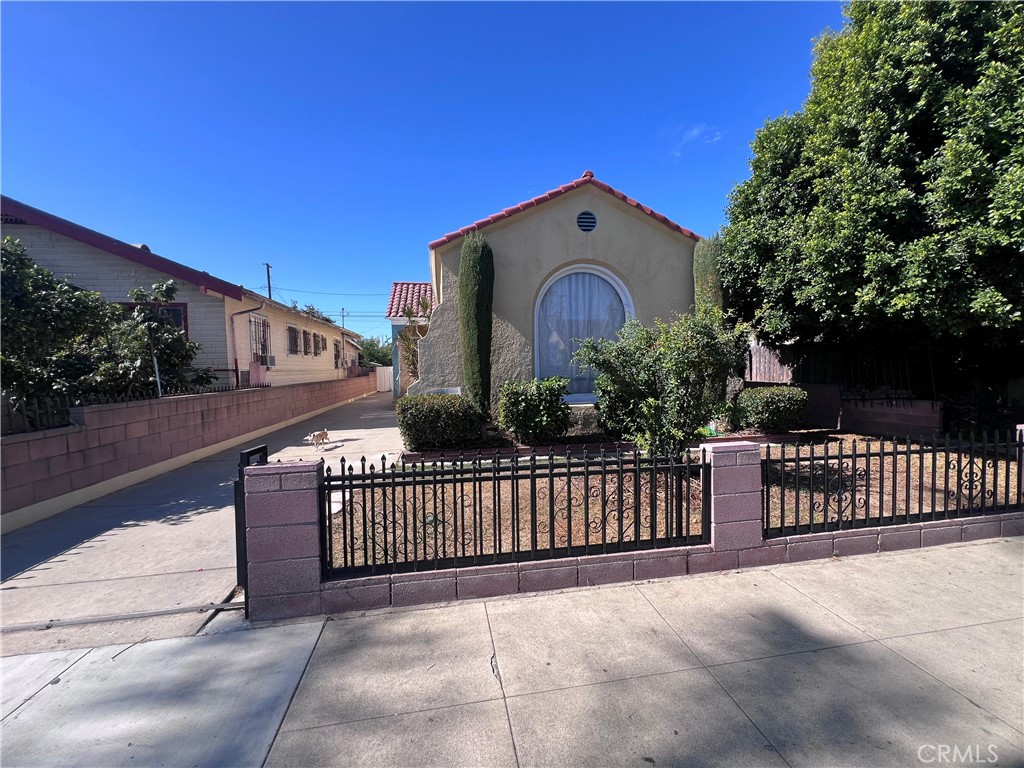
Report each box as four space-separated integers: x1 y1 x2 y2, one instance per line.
485 602 521 768
1 602 244 633
2 566 235 590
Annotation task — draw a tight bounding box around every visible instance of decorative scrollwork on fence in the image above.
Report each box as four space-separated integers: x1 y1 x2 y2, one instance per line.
340 485 483 567
812 459 868 526
534 479 574 547
531 470 683 546
947 457 996 510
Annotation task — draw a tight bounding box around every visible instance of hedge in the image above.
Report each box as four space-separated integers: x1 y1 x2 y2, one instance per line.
497 377 572 445
737 385 808 432
395 394 484 452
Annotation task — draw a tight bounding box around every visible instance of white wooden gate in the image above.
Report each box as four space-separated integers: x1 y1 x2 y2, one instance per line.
376 366 394 392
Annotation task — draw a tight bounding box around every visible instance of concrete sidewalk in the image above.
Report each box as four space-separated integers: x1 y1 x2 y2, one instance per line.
2 538 1021 767
0 392 402 656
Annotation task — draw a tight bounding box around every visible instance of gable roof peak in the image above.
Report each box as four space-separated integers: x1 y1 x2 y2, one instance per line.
428 171 699 250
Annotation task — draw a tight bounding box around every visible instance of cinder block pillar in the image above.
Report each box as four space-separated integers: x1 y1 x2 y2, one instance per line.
701 441 764 553
244 461 324 622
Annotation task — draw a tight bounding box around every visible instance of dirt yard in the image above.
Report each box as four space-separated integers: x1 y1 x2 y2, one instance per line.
762 434 1021 531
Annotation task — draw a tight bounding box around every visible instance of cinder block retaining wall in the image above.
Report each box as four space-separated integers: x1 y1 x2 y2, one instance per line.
2 376 375 527
841 398 943 436
743 384 941 434
243 429 1024 623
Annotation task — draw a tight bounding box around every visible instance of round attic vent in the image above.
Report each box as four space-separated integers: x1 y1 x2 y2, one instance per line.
576 211 597 232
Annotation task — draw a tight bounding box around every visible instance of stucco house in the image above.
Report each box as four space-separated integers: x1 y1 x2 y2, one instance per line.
386 281 433 396
407 170 700 403
1 195 362 388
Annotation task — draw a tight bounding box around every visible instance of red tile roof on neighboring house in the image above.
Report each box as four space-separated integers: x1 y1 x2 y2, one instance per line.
1 195 245 301
427 170 701 250
386 282 433 319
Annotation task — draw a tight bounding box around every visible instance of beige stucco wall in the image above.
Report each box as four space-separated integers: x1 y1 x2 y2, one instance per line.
411 185 697 398
223 297 358 386
6 223 232 379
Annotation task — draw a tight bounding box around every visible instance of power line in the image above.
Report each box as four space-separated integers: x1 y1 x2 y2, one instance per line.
271 287 389 296
356 320 393 336
253 289 381 317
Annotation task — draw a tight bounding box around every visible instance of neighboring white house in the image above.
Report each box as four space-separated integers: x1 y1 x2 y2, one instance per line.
1 195 362 387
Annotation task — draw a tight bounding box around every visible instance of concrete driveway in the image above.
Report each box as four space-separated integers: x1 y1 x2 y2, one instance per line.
1 538 1020 767
0 392 402 655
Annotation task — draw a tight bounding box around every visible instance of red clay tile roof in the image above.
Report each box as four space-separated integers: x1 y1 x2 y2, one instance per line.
386 282 433 319
427 170 700 250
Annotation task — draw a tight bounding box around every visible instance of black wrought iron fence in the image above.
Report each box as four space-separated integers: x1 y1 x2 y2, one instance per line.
1 395 73 436
763 431 1023 537
321 448 709 577
234 444 268 619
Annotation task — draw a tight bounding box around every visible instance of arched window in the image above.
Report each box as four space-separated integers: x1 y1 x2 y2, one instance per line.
535 266 633 400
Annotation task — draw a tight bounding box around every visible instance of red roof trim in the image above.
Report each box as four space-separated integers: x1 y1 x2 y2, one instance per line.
1 195 245 301
428 172 700 250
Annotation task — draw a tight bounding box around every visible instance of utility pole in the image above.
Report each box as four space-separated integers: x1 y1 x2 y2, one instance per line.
264 263 272 299
339 307 348 329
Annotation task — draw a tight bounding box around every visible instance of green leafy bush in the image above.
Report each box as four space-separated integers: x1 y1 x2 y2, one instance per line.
1 238 214 401
572 303 750 455
736 386 808 432
395 394 484 452
497 377 572 445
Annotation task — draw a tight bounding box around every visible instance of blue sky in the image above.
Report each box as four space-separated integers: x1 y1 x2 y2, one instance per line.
2 1 845 340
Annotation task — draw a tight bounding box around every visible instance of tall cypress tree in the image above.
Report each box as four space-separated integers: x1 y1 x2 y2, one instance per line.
693 233 724 310
458 232 495 415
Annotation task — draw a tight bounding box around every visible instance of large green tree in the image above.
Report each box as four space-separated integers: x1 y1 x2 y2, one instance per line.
358 336 393 366
721 2 1023 385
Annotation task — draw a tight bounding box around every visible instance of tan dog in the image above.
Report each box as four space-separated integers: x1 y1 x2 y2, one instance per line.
304 428 330 450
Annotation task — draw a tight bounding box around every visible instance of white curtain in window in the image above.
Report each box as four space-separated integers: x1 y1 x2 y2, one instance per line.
537 272 626 394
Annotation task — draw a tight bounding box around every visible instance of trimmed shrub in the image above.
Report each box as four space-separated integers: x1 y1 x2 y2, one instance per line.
458 232 495 415
498 377 573 445
395 394 484 452
737 386 808 432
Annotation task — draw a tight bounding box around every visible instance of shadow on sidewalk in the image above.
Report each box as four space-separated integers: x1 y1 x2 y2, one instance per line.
1 393 400 583
1 467 235 581
547 606 1021 767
